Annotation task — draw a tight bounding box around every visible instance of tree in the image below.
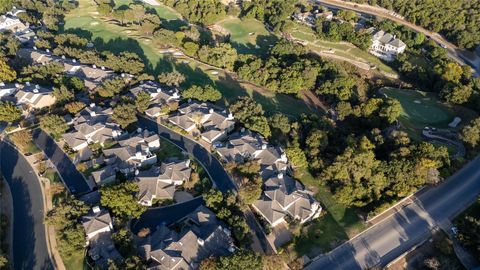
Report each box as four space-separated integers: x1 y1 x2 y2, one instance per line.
286 141 308 168
40 114 68 139
460 118 480 147
134 91 152 113
157 71 185 87
112 103 138 128
100 182 146 220
197 43 238 70
437 62 463 83
440 83 473 104
10 130 32 153
238 176 262 205
230 97 271 138
336 10 357 22
216 249 263 270
53 85 74 103
182 85 222 102
95 77 127 98
65 101 86 114
269 113 291 134
379 98 402 123
0 101 21 122
0 58 16 82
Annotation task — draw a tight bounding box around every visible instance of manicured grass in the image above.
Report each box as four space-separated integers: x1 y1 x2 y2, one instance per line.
294 169 365 256
62 249 86 270
44 168 61 183
63 0 318 117
155 137 185 162
290 22 397 75
217 18 277 55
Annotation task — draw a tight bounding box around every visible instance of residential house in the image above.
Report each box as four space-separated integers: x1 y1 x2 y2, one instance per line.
62 104 122 152
215 130 267 163
252 173 322 227
0 82 20 100
100 130 160 177
17 48 54 65
64 62 115 91
168 102 235 144
136 160 191 206
370 29 406 61
138 205 234 270
0 14 27 33
14 83 56 109
82 206 122 269
130 81 181 118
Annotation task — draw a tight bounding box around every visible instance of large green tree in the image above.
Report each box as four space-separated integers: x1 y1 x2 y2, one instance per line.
182 85 222 102
40 114 68 139
0 58 16 82
112 103 138 128
229 97 271 138
0 101 21 122
157 71 185 87
100 182 146 220
460 118 480 147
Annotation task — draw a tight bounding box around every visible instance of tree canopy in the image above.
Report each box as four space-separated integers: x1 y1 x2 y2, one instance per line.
182 85 222 102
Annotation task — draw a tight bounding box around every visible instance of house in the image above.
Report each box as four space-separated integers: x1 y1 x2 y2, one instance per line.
82 206 122 269
252 173 322 227
14 83 56 109
0 82 20 99
63 62 115 91
168 102 235 144
0 14 27 33
136 160 191 206
138 205 234 270
101 130 160 176
130 81 181 118
17 48 54 65
216 130 267 163
90 164 117 186
370 30 406 61
62 104 122 151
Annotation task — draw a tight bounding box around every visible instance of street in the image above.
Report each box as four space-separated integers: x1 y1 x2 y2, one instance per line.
32 128 92 195
0 141 54 270
306 155 480 269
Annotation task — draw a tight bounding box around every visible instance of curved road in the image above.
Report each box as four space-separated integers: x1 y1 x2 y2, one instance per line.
0 141 54 270
306 155 480 269
317 0 480 76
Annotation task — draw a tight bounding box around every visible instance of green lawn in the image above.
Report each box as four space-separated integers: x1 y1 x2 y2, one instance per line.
294 169 365 256
155 137 185 162
62 249 86 270
217 18 277 55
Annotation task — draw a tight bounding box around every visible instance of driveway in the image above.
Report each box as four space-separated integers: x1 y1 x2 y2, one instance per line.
306 155 480 269
137 115 236 193
32 129 92 195
0 141 54 270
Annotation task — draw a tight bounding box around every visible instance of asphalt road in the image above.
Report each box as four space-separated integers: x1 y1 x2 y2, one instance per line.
306 155 480 269
137 115 237 193
317 0 480 76
32 128 92 195
0 141 54 270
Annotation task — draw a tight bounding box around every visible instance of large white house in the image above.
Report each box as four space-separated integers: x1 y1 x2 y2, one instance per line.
0 14 27 33
370 30 406 61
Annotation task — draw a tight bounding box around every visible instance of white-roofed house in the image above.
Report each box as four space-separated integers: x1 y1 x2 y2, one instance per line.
14 83 56 109
370 29 406 61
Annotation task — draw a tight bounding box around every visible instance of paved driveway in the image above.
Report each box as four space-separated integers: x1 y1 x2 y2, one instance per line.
306 155 480 269
32 129 92 195
137 116 237 193
0 141 54 270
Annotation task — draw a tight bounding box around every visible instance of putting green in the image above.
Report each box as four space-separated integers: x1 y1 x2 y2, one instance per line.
381 87 455 127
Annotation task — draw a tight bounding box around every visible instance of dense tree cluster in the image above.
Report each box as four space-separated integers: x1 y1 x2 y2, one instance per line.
0 58 16 82
241 0 296 32
460 118 480 148
0 101 22 122
95 77 129 98
314 18 372 50
40 114 68 139
112 103 138 129
46 195 89 258
163 0 226 25
182 85 222 102
198 43 238 70
157 71 185 87
348 0 480 49
229 97 271 138
100 182 147 221
204 189 251 245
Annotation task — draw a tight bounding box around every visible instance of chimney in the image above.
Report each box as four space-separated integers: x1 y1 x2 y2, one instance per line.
209 108 214 114
101 66 105 70
227 113 234 120
35 84 39 89
136 151 142 159
90 103 96 108
261 144 267 150
92 64 97 69
185 159 191 167
92 206 101 213
72 59 77 63
281 153 287 162
137 127 142 133
61 55 66 59
46 49 50 53
277 173 284 179
121 73 125 78
135 169 139 176
26 81 31 86
33 89 39 93
156 88 162 93
240 127 245 133
173 92 179 98
197 238 204 246
33 46 37 50
14 83 20 88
